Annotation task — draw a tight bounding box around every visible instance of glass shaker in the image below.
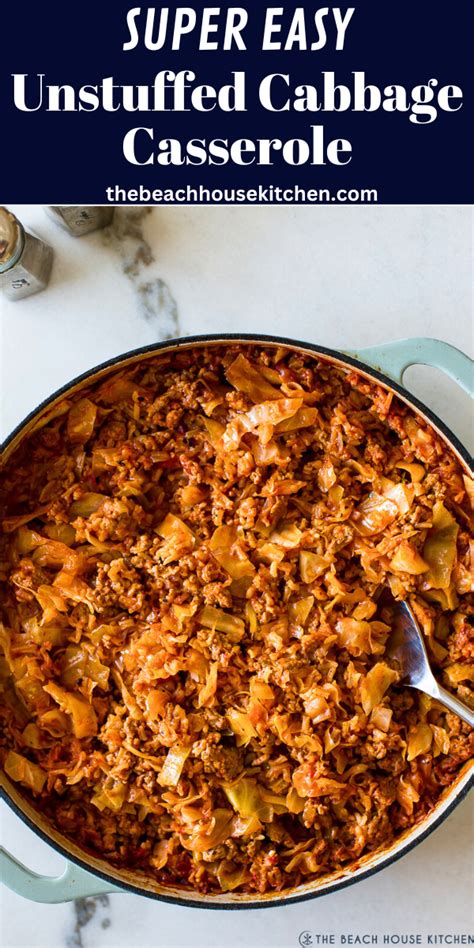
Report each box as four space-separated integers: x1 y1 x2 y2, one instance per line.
46 206 114 236
0 207 53 301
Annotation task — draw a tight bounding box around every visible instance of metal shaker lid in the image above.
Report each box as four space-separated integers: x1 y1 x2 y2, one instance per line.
0 207 24 273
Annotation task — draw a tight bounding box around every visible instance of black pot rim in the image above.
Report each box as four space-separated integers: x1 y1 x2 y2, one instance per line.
2 334 473 469
1 332 473 909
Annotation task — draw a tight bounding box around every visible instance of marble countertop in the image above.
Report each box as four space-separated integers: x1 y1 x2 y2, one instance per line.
0 205 472 948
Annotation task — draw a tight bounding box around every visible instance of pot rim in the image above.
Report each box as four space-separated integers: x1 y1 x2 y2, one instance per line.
1 332 473 909
2 334 473 472
1 765 473 909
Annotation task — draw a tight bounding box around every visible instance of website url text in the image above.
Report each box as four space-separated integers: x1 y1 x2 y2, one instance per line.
105 184 378 204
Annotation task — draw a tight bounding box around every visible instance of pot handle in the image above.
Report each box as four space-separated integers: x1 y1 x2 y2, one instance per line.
347 338 473 398
0 847 122 903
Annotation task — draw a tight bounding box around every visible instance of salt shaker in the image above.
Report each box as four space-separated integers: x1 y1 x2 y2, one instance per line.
0 207 53 301
46 206 114 236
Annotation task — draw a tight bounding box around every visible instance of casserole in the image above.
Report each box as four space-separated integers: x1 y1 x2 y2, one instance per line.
0 334 472 906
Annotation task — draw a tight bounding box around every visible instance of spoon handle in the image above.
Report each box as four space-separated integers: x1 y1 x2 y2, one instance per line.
430 683 474 728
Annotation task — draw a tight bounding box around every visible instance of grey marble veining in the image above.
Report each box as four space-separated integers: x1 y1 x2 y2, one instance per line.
101 207 180 336
67 896 111 948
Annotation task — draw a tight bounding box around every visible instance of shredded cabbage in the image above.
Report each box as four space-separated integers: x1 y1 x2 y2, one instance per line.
395 462 426 482
60 645 110 691
4 750 46 793
227 708 257 745
32 540 84 573
431 725 450 757
370 705 392 732
318 458 337 492
224 777 273 822
303 691 331 723
225 353 283 402
43 682 97 738
275 406 319 432
423 501 459 589
198 605 245 642
390 541 429 575
14 526 45 554
209 525 255 594
336 618 388 656
407 723 433 761
444 663 474 684
99 377 144 404
197 661 219 708
353 481 414 536
202 417 225 449
156 513 195 564
299 551 329 583
223 398 303 450
216 861 251 892
180 808 234 852
360 663 398 714
396 774 420 815
67 399 98 445
292 765 346 799
288 596 314 627
122 742 164 769
92 777 128 812
269 523 303 549
69 493 107 519
38 709 70 737
150 839 174 870
286 787 306 813
157 744 191 787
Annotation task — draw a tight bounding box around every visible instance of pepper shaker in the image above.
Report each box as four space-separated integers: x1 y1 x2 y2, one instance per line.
46 206 114 236
0 207 53 301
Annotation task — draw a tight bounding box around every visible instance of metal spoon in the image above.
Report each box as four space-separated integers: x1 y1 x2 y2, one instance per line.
381 591 474 727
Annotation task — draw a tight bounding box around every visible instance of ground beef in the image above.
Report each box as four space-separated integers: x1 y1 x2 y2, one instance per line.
0 343 472 898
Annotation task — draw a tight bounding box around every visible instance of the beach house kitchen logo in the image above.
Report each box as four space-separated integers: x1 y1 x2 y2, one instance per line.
297 935 473 946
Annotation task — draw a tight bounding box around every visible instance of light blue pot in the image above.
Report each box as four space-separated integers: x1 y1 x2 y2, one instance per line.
1 335 473 907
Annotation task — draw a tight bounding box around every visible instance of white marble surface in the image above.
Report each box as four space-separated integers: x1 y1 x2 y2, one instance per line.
0 205 473 948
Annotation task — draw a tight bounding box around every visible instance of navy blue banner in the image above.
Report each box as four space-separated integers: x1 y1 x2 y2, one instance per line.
1 1 471 204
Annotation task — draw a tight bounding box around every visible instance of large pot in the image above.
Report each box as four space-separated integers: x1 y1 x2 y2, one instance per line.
1 334 473 907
